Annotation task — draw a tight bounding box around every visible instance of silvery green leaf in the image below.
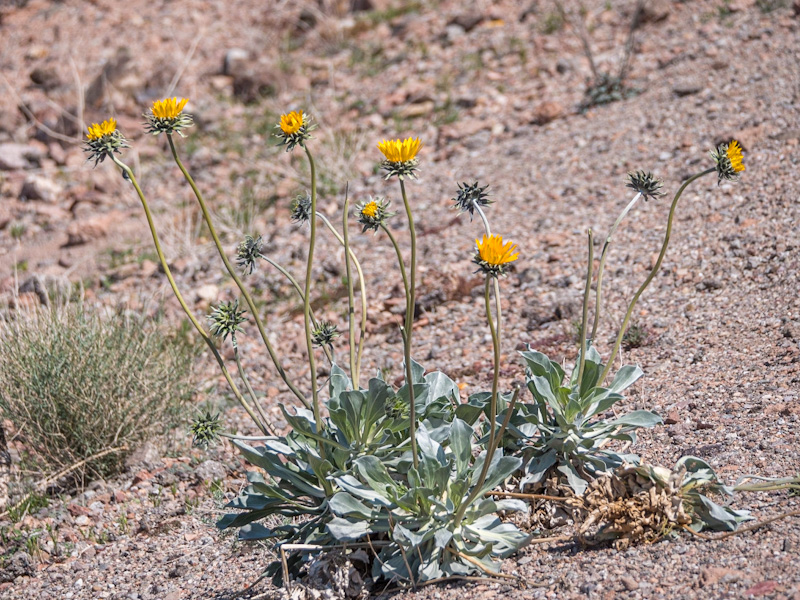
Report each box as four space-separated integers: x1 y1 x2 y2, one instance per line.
520 349 565 387
420 557 444 581
238 523 274 540
692 493 752 531
329 363 352 399
456 393 490 425
354 455 397 495
329 492 376 519
416 424 446 464
425 371 459 404
606 410 662 429
569 344 603 392
521 449 558 486
449 418 473 476
476 455 522 496
434 527 453 549
327 516 371 541
334 473 393 506
463 515 531 557
406 357 426 384
495 499 528 513
558 462 588 496
607 364 644 394
583 390 625 419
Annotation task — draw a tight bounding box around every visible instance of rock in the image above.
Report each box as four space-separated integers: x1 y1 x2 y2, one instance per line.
398 100 435 118
531 101 564 125
232 68 277 104
673 80 703 97
640 0 671 23
700 567 746 587
0 143 44 170
621 576 640 591
296 9 317 32
19 274 72 306
222 48 249 77
196 284 220 303
20 174 63 203
448 14 484 32
744 581 779 596
125 441 163 471
0 551 34 583
195 459 226 483
30 65 62 90
64 215 111 246
85 47 133 109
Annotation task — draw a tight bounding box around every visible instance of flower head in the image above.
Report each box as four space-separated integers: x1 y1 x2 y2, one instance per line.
377 137 422 179
626 171 664 201
191 410 223 448
711 140 745 182
145 97 193 136
208 299 247 347
275 110 315 152
473 234 520 277
311 321 340 348
236 235 263 275
453 181 492 218
83 118 129 166
356 196 394 233
290 193 313 224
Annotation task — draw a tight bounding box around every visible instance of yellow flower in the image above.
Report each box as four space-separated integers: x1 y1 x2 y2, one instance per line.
151 97 188 119
377 137 422 163
361 201 379 219
726 140 745 174
86 118 117 140
280 110 305 135
476 234 519 266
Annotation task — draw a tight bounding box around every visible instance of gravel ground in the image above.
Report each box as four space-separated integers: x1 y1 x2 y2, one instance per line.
1 0 799 598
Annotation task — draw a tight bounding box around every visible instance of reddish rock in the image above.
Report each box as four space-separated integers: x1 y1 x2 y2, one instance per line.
531 101 564 125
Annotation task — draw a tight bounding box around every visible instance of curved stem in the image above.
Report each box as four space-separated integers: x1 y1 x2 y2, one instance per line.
576 229 594 389
166 136 309 410
599 168 715 385
399 179 419 468
110 155 267 434
314 212 368 387
454 276 502 523
258 254 332 365
380 224 410 320
342 187 358 386
234 344 277 436
303 147 322 439
474 205 491 236
590 193 642 341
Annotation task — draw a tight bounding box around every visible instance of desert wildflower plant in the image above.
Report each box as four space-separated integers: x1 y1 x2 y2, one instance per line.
84 109 799 588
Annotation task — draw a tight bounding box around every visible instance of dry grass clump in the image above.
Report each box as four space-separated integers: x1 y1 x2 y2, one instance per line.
577 464 691 550
0 303 195 486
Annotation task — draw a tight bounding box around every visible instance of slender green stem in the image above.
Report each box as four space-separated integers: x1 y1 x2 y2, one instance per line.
399 179 419 468
314 212 368 386
576 229 594 389
590 193 642 341
342 187 358 386
599 168 715 385
454 276 503 523
166 136 309 409
303 147 322 439
110 155 267 434
234 344 277 436
474 205 492 236
380 224 410 321
258 254 333 365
